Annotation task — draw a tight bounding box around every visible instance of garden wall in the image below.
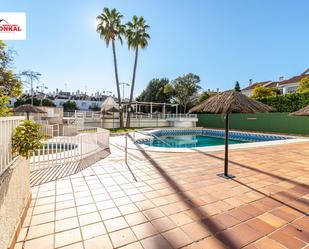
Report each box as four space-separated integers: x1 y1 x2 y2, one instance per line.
0 157 31 249
197 113 309 135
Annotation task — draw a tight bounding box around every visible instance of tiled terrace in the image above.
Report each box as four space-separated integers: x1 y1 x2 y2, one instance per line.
15 137 309 249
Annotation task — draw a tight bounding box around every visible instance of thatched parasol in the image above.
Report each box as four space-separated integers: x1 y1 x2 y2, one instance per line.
14 104 46 120
290 105 309 116
101 96 119 113
189 90 275 179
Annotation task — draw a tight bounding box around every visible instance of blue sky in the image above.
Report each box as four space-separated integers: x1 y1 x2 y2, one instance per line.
3 0 309 97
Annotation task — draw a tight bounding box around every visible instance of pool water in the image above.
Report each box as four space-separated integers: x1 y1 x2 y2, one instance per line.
143 135 247 148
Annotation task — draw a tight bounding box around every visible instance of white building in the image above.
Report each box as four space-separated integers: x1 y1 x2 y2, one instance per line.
241 68 309 97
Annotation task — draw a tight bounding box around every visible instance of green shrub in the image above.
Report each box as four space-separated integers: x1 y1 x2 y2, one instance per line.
12 120 44 159
259 92 309 112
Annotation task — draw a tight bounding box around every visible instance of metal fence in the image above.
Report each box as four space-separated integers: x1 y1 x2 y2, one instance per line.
0 116 25 176
29 127 109 171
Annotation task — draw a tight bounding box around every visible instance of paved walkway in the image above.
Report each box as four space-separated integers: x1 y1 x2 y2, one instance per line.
15 137 309 249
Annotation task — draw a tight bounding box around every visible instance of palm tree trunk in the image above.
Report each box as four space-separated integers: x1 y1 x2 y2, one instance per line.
112 39 123 128
126 47 139 128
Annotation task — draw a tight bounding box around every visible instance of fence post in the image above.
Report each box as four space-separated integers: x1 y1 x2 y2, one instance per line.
125 133 128 164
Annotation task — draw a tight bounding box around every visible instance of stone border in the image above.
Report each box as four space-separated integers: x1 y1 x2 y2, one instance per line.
8 192 32 249
115 128 309 153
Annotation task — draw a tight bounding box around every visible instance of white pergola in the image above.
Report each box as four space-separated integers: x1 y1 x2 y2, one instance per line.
121 101 179 116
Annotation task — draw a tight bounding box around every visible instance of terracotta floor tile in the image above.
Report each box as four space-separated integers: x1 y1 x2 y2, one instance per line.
118 203 139 215
228 208 253 221
60 242 84 249
56 200 76 210
182 221 212 241
78 212 101 226
109 228 137 248
170 212 193 226
270 230 306 249
258 213 287 228
212 213 240 230
196 236 227 249
254 237 286 249
55 216 79 233
280 224 309 243
124 212 148 226
84 234 113 249
151 216 176 232
56 207 77 220
24 234 54 249
55 228 81 248
96 200 115 210
246 218 276 235
143 208 165 220
81 222 106 240
239 203 264 217
31 212 55 226
76 204 97 215
141 234 173 249
118 241 144 249
33 203 55 215
99 207 121 220
27 222 55 240
13 242 23 249
218 223 263 248
162 228 193 248
104 216 128 232
131 222 158 240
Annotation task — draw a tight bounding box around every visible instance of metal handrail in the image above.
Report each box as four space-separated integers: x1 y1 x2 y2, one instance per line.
135 130 171 147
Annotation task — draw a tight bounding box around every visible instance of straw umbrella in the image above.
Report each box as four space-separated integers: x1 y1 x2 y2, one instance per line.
14 104 46 120
290 105 309 116
189 90 275 179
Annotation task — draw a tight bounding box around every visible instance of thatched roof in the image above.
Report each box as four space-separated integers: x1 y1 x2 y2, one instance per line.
107 106 119 113
189 90 275 114
101 96 118 113
290 105 309 116
14 104 46 113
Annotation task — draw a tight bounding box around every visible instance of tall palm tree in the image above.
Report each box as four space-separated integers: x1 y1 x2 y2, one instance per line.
125 16 150 127
96 8 125 127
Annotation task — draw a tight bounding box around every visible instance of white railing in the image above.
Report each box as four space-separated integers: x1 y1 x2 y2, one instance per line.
29 127 109 171
0 116 25 176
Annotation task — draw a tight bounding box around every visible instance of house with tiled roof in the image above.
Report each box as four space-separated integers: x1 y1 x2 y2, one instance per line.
241 80 273 97
241 68 309 97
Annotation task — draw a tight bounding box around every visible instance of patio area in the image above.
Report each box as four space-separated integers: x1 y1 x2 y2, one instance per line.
14 136 309 249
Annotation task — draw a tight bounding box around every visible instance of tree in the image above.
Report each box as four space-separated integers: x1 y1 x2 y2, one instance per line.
136 78 172 103
198 91 210 104
0 40 22 116
0 40 22 96
125 16 150 127
234 81 241 92
12 120 44 159
62 101 78 111
20 71 41 105
97 8 125 127
14 97 55 107
252 85 277 99
297 77 309 93
172 73 201 113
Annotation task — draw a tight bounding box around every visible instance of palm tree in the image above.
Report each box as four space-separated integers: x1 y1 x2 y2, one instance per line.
125 16 150 127
96 8 125 127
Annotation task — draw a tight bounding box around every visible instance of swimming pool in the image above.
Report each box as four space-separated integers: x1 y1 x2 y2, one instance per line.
136 129 291 148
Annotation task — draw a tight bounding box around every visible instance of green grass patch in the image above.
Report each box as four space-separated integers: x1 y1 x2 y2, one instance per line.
108 128 137 133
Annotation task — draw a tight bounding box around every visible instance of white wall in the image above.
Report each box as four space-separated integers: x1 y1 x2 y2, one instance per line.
0 157 30 249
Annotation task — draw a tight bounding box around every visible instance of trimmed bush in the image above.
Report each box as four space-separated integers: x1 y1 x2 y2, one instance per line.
259 92 309 112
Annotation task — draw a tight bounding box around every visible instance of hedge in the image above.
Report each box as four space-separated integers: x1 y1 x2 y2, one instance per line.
259 92 309 112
